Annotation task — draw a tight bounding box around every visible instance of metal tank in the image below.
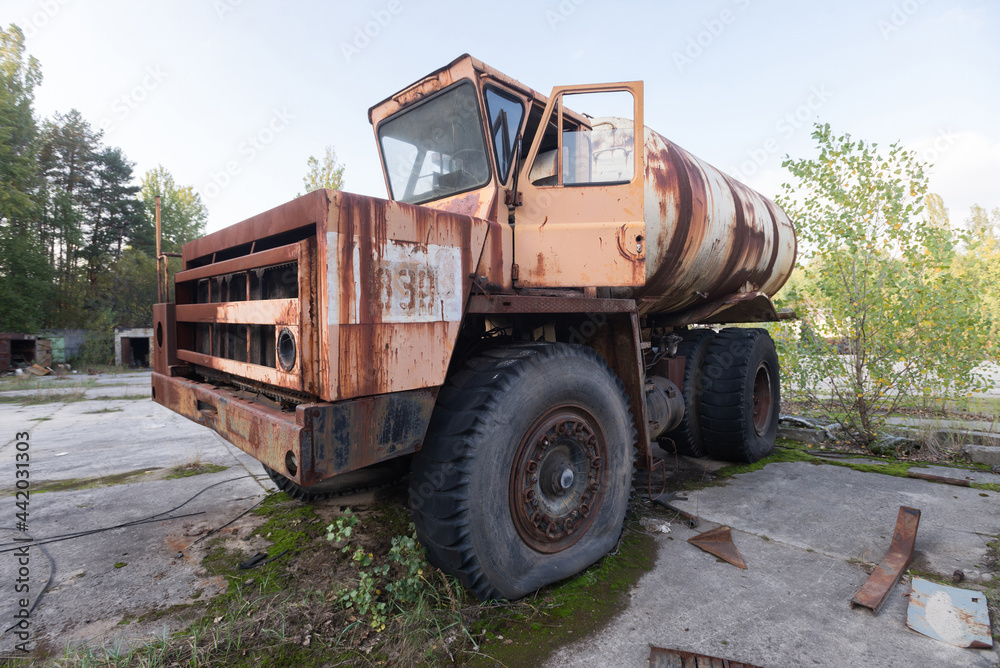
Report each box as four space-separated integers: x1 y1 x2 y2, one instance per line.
613 126 797 320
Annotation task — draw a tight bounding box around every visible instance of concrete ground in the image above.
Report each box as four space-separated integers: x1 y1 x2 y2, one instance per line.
0 371 279 655
3 370 1000 665
548 458 1000 668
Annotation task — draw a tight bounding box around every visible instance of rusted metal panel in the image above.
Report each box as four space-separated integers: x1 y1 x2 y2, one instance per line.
851 506 921 615
649 646 762 668
906 577 992 648
152 371 303 478
687 526 747 569
467 294 637 314
471 217 513 289
298 236 321 396
175 299 299 325
298 388 436 484
326 192 489 400
174 242 299 284
652 292 780 328
177 348 305 390
182 190 328 267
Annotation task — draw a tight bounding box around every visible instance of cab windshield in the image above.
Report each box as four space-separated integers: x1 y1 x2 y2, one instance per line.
378 82 491 204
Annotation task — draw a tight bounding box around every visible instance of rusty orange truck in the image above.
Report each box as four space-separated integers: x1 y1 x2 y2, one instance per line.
152 55 796 600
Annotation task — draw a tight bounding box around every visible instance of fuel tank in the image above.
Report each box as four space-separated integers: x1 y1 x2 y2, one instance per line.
613 127 797 319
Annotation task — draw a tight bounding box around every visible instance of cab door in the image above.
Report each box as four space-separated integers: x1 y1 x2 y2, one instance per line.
513 82 645 288
514 81 646 287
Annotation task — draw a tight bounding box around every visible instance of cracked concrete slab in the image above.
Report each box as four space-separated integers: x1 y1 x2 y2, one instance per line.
547 462 1000 668
0 372 279 655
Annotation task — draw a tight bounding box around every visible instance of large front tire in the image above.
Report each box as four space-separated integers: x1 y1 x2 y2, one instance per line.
409 343 635 601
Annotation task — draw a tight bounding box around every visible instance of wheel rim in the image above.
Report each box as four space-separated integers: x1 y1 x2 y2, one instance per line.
752 361 774 436
510 406 607 554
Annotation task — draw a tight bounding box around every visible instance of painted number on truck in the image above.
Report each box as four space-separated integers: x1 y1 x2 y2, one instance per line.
374 242 461 323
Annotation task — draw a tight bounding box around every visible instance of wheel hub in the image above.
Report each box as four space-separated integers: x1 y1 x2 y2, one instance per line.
752 361 774 436
510 407 607 554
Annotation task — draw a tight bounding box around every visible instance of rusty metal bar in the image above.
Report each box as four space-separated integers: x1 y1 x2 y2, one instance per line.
177 348 302 389
850 506 921 615
155 195 163 303
907 471 971 487
176 299 299 325
174 242 300 284
467 294 636 314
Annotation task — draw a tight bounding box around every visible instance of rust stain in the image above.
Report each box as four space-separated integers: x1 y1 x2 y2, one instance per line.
433 191 481 217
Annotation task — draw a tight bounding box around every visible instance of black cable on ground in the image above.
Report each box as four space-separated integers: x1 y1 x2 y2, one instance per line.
0 511 208 554
0 529 56 635
185 496 267 551
0 474 259 638
0 475 252 554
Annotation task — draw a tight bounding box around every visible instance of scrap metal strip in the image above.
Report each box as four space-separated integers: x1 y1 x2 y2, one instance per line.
850 505 921 615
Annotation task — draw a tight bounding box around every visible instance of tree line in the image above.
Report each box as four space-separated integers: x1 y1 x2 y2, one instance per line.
0 24 207 333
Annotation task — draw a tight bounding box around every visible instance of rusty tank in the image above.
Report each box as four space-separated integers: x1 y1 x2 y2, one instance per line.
152 54 797 604
633 126 796 319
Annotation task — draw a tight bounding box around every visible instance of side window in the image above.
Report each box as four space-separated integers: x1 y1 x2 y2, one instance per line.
484 87 524 184
529 90 635 187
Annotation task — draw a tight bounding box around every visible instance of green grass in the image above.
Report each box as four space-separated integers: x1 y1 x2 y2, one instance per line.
0 389 144 405
0 377 99 393
82 407 124 414
709 439 922 483
467 517 657 668
1 469 160 496
165 463 229 479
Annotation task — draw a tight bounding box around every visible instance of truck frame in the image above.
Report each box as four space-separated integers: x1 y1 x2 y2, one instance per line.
152 54 796 600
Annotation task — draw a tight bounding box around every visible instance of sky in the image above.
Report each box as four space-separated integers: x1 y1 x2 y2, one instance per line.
7 0 999 235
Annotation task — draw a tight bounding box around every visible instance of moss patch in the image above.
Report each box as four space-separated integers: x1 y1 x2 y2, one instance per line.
0 390 145 405
973 483 1000 493
711 439 919 483
166 463 229 479
467 519 657 668
251 492 322 558
2 468 159 496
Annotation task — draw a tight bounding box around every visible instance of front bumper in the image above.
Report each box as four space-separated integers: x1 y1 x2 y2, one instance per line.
151 371 435 486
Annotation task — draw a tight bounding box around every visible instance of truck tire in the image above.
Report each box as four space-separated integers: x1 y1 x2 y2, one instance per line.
410 342 636 601
660 329 715 458
698 328 779 463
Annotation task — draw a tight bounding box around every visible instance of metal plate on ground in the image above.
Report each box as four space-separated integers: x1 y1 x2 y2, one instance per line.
649 645 763 667
906 577 992 649
687 526 747 569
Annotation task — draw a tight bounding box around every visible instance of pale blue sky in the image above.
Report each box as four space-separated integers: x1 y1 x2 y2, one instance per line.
9 0 999 233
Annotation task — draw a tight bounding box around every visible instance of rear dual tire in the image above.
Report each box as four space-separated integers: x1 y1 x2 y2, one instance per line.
699 328 780 463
